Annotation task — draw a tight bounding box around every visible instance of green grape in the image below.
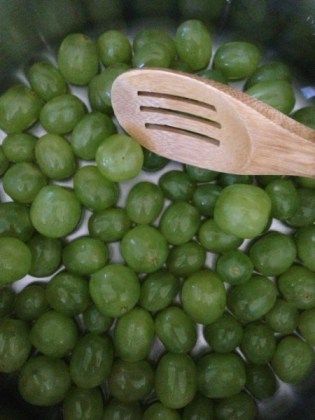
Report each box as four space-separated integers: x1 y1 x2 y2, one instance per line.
73 165 119 212
90 264 140 318
155 353 197 409
2 133 37 163
15 284 48 321
58 33 99 85
0 85 42 133
63 387 103 420
0 318 31 373
109 359 154 403
70 333 113 389
28 61 68 101
19 355 71 406
121 225 169 273
114 307 155 362
181 270 226 324
62 236 108 275
46 271 90 317
3 162 47 203
0 237 31 286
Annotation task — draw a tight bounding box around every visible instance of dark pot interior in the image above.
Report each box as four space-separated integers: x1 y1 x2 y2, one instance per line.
0 1 314 419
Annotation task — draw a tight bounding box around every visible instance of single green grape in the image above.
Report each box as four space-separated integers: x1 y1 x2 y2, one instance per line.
218 173 253 187
83 305 112 334
30 185 82 238
295 176 315 189
181 270 226 324
278 265 315 309
0 237 31 286
186 165 218 182
58 33 99 85
197 353 246 399
90 264 140 318
298 309 315 346
103 400 142 420
133 29 176 61
63 387 103 420
88 207 131 242
0 318 31 373
144 403 180 420
292 106 315 129
96 134 143 182
3 162 47 203
2 133 37 163
88 66 127 113
28 61 68 101
216 250 253 285
198 68 228 84
30 310 78 358
15 284 48 321
204 312 243 353
35 133 76 180
245 61 292 89
18 355 71 406
133 41 172 68
0 287 15 318
155 306 197 353
142 148 169 172
155 353 197 409
0 145 9 175
271 336 314 384
70 333 113 389
246 364 277 400
241 322 276 365
139 270 180 313
74 165 119 212
295 226 315 271
40 94 86 134
159 170 196 201
98 30 132 66
114 307 155 362
228 275 277 323
178 0 226 21
214 392 257 420
265 178 299 219
0 202 34 241
182 394 214 420
28 234 62 278
0 85 42 133
256 175 283 186
214 184 271 239
286 188 315 227
246 80 295 114
109 359 154 403
121 225 169 273
71 112 116 160
175 20 212 71
192 184 222 217
249 231 297 276
126 181 164 224
198 219 243 253
63 236 108 275
167 241 206 277
213 41 261 80
160 202 200 245
46 271 90 317
265 298 298 334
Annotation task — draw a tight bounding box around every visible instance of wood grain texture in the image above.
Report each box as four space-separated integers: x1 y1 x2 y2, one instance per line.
112 69 315 177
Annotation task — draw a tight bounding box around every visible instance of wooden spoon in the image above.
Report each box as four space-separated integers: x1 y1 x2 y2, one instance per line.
111 68 315 177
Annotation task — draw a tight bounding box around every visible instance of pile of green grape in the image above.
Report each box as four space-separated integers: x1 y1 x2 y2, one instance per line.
0 19 314 420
